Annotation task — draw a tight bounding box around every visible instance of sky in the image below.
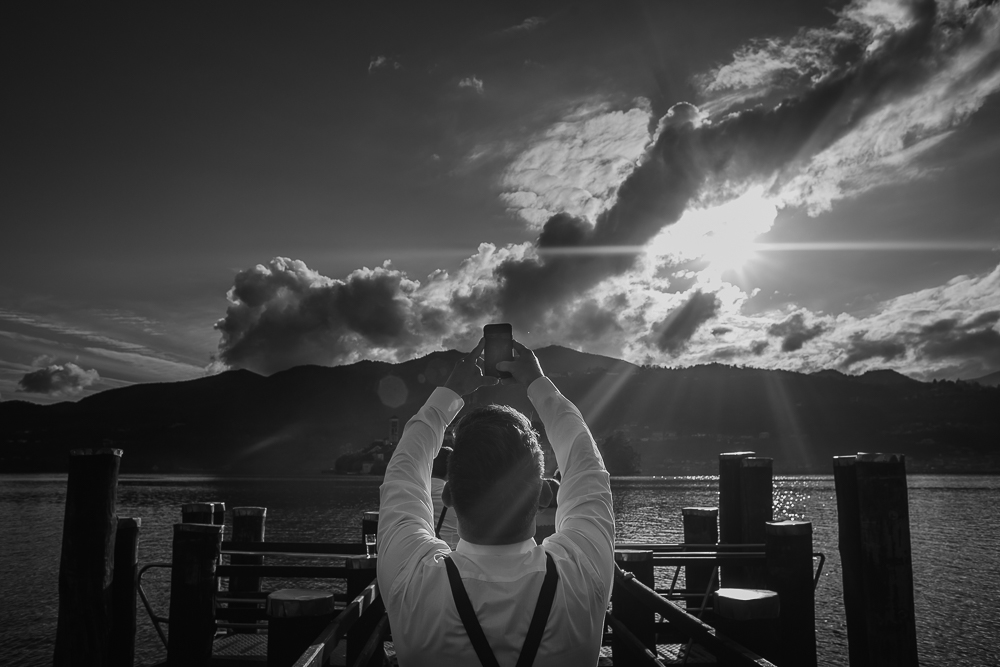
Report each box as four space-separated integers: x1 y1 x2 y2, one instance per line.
3 0 1000 404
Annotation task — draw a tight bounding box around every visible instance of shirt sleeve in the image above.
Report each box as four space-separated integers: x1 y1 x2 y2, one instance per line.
528 377 615 598
377 387 464 594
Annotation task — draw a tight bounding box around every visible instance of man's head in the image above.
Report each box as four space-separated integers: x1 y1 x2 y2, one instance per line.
443 404 547 544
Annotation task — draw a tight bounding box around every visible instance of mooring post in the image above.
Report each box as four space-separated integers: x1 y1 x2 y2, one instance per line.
182 502 215 525
740 456 773 588
110 517 141 667
230 507 267 596
266 589 336 667
765 520 817 667
718 451 754 587
54 448 122 667
682 507 718 610
212 502 226 530
834 453 918 667
167 522 223 666
612 550 655 663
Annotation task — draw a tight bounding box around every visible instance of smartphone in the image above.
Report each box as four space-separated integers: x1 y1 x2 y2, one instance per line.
483 323 513 379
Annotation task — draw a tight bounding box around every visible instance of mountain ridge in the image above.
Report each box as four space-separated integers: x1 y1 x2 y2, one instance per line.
2 346 997 474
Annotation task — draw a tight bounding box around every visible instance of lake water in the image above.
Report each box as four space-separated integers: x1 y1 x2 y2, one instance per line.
1 474 997 666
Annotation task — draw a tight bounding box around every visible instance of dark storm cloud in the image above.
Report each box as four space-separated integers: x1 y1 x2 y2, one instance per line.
711 327 732 336
646 290 720 354
916 311 1000 364
565 299 623 344
17 363 99 395
215 258 430 375
841 333 908 367
749 340 769 356
493 2 954 328
768 312 827 352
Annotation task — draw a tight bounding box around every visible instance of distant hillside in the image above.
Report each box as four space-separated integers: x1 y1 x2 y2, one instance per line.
2 346 998 474
970 370 1000 387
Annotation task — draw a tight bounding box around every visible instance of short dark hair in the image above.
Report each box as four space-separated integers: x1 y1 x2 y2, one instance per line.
448 405 543 541
432 446 452 479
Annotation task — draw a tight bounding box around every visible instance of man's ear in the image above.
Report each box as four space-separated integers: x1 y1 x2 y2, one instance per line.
538 478 555 509
442 481 453 508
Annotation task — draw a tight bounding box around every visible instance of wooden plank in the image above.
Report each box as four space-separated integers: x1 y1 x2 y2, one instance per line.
223 541 367 556
217 565 353 579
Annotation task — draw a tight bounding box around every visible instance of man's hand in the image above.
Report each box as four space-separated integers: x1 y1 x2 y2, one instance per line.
496 340 544 387
444 339 499 397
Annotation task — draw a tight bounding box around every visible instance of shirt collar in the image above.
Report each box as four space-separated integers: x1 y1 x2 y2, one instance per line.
455 537 537 556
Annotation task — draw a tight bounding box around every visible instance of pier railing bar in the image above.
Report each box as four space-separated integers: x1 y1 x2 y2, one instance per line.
613 566 777 667
290 579 381 667
617 543 764 551
222 541 367 557
136 562 171 649
605 611 668 667
216 564 355 579
348 612 390 667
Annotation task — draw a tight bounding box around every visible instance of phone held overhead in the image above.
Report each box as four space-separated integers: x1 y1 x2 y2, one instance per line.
483 323 513 379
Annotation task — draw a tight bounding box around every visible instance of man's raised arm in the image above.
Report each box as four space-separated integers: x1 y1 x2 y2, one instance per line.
377 341 498 591
497 342 614 593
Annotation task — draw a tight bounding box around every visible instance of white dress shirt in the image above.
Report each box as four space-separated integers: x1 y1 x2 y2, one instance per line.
378 377 614 667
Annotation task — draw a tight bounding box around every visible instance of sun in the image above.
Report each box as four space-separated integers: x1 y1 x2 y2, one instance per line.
647 186 778 276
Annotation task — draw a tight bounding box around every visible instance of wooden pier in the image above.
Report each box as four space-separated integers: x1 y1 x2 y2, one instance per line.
54 449 920 666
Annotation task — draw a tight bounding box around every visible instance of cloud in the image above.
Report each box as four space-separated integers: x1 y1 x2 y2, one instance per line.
17 363 99 396
768 312 827 352
501 16 547 34
699 0 1000 213
459 76 484 95
841 333 908 367
646 290 721 354
368 55 400 73
499 101 654 225
915 310 1000 363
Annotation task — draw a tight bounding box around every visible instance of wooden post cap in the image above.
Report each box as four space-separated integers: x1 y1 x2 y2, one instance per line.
720 451 755 460
232 506 267 517
741 457 773 468
363 511 379 521
833 455 858 466
713 588 780 620
266 589 336 618
682 507 718 517
856 453 905 464
765 520 812 536
182 502 215 514
69 448 123 457
614 549 653 563
118 517 142 529
174 522 222 534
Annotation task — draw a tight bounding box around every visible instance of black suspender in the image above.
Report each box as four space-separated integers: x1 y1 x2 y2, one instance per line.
436 506 448 539
443 552 559 667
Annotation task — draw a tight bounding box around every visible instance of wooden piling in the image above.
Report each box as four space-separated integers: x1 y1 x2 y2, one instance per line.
110 517 141 667
229 507 267 596
718 451 754 587
167 522 223 666
612 550 655 663
182 502 215 525
682 507 718 609
765 520 816 667
265 589 335 667
54 448 122 667
833 453 918 667
740 457 773 588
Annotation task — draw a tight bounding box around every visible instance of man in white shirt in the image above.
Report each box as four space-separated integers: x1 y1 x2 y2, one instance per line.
377 339 615 666
430 446 460 548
